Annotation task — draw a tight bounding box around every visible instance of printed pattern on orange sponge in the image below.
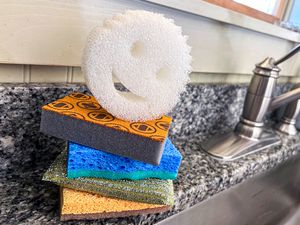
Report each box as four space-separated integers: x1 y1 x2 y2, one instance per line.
60 188 170 221
42 92 172 142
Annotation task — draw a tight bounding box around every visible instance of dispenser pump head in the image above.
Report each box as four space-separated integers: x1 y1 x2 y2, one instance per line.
253 57 281 78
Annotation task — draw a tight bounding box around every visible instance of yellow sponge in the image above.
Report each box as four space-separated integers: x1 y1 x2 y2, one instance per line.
61 188 170 221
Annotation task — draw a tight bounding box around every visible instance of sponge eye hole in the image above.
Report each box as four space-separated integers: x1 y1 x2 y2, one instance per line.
130 41 145 58
156 67 170 82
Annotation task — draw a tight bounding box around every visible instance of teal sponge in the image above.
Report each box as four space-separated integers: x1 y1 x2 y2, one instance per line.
67 138 182 180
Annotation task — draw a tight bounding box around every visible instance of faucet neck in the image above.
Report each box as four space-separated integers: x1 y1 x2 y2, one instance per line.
237 58 280 139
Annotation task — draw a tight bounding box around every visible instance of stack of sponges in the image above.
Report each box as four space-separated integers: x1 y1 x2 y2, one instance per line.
41 92 182 221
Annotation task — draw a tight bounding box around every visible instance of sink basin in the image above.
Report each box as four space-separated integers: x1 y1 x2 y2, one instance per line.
157 154 300 225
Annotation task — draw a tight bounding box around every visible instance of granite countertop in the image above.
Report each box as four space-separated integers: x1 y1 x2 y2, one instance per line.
1 83 300 225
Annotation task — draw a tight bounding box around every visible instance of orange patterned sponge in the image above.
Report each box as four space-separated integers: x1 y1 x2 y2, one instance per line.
41 92 172 165
60 188 170 221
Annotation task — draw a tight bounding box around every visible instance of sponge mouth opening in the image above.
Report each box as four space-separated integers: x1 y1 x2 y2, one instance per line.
112 65 171 103
112 72 146 102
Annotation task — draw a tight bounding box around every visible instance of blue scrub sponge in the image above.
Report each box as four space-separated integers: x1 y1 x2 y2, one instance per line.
67 138 182 180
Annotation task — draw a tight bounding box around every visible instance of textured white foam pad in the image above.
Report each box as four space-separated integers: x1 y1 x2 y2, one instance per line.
82 10 191 121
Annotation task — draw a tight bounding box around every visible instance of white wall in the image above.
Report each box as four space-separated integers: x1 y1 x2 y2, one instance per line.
0 0 299 83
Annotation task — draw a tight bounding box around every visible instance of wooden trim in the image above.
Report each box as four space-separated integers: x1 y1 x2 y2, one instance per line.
203 0 279 24
281 0 295 21
275 0 287 20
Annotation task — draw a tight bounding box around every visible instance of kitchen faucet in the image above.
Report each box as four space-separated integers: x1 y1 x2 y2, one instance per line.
201 44 300 161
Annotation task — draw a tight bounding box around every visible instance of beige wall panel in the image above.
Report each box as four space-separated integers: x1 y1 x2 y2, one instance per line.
30 65 68 82
0 64 300 83
0 64 23 82
189 73 252 84
0 0 299 76
189 73 300 84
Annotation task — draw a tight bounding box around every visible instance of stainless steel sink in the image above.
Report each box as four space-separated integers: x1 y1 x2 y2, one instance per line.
157 154 300 225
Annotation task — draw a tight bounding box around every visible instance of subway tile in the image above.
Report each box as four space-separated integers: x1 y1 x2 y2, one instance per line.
30 65 68 83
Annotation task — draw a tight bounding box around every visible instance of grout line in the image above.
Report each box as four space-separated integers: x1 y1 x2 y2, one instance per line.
70 66 74 83
22 65 25 82
71 66 74 83
66 66 73 83
23 65 31 83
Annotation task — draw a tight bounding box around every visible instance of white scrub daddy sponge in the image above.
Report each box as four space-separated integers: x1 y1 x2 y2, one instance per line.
82 10 191 122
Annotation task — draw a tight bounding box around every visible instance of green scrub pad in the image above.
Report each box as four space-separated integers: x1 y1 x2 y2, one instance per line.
67 138 182 180
43 151 174 205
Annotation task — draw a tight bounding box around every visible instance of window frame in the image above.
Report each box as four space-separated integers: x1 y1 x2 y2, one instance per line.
203 0 287 24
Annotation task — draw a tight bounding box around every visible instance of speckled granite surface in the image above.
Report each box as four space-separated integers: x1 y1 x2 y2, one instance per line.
1 83 299 225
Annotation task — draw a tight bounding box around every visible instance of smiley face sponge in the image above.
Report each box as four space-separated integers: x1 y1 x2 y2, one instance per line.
67 138 182 180
40 92 172 165
82 10 191 122
61 188 170 221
